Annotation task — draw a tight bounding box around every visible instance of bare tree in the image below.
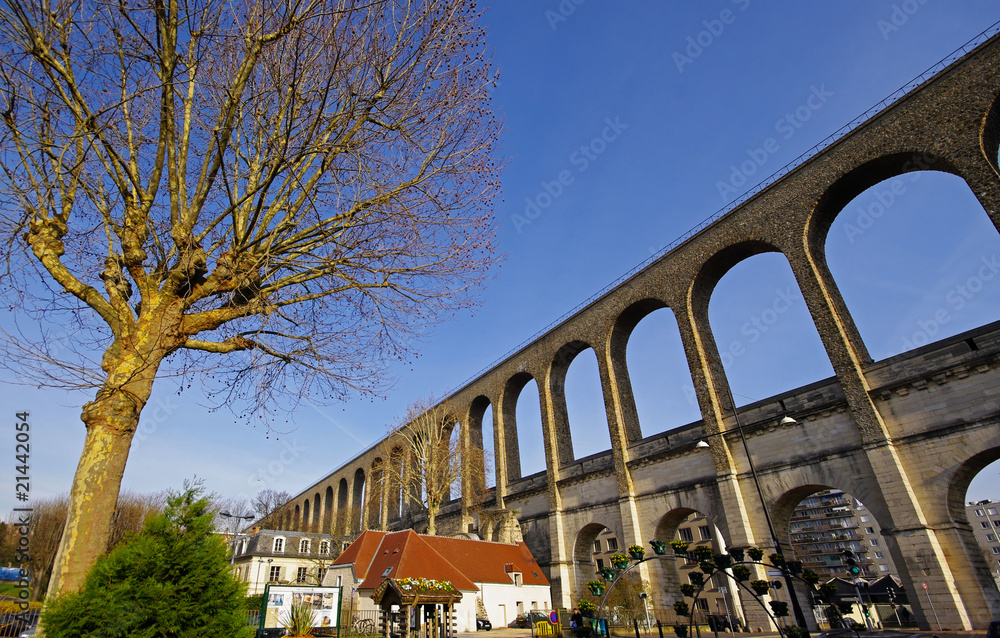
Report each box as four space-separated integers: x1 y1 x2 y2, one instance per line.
379 398 488 535
252 489 291 524
0 0 500 598
15 491 164 601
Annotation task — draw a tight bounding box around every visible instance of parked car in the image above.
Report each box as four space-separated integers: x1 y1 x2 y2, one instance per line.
476 617 492 631
511 612 549 628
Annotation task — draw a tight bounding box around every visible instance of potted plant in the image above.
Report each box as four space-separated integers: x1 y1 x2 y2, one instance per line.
628 544 645 560
750 580 770 596
746 547 765 562
728 547 744 562
282 601 315 638
670 539 689 555
673 625 688 638
587 579 605 596
679 583 696 598
610 553 629 570
650 539 668 555
731 565 751 582
579 600 596 617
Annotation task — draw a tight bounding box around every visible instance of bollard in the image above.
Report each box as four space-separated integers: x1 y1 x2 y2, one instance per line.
634 619 641 638
657 620 663 638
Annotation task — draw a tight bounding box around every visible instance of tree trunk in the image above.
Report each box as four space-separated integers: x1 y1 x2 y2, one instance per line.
44 352 160 599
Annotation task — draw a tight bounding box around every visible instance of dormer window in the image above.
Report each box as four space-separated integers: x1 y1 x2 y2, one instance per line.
512 572 522 586
273 537 285 553
299 539 310 553
320 541 330 555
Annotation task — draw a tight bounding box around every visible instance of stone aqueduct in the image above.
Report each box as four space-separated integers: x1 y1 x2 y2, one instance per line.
268 34 1000 629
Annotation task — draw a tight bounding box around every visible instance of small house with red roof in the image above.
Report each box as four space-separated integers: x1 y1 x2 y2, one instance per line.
323 529 551 632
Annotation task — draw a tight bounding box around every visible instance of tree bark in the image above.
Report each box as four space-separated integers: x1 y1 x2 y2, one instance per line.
45 353 160 597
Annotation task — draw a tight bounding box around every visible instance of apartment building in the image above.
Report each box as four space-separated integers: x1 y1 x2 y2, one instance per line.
787 490 897 579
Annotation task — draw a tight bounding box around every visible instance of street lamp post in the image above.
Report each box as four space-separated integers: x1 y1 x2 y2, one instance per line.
220 510 256 566
699 385 810 631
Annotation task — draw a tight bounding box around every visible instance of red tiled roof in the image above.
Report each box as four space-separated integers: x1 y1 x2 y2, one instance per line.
333 530 387 580
339 530 550 591
353 530 479 592
421 536 550 586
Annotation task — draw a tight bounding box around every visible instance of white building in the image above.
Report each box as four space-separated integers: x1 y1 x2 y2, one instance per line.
230 528 336 595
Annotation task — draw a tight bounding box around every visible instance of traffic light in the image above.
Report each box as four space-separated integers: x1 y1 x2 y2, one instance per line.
842 549 861 576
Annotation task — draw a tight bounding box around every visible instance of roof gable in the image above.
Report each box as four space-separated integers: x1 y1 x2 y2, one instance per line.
355 531 478 592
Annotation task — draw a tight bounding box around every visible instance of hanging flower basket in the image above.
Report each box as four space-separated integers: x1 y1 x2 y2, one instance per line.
731 565 751 582
713 553 732 570
692 545 714 562
698 560 715 575
587 580 605 597
628 545 645 560
673 601 690 617
802 569 820 585
650 540 668 555
687 572 704 587
768 601 789 618
746 547 765 562
768 553 785 566
679 583 695 598
670 539 689 555
673 625 688 638
750 580 770 596
610 553 629 570
579 600 596 617
728 547 744 562
601 567 616 582
786 560 803 575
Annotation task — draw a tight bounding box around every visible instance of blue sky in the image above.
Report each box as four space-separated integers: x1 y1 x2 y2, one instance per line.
4 2 1000 521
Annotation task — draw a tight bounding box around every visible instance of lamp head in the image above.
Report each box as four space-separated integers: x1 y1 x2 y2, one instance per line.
696 440 710 449
779 416 797 426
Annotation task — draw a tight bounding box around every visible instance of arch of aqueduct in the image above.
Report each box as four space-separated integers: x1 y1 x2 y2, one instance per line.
267 31 1000 630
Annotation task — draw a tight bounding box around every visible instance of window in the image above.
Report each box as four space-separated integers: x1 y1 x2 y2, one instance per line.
992 547 1000 555
269 565 281 582
879 565 889 572
607 538 618 551
299 539 310 553
699 525 711 541
596 559 604 571
977 508 986 516
517 602 524 615
336 575 343 587
865 527 875 534
297 567 308 583
874 552 884 559
870 539 879 546
982 522 991 529
678 528 694 542
988 535 998 542
273 537 285 553
320 541 330 555
513 573 523 587
859 515 870 523
318 568 326 583
594 540 602 553
993 520 1000 528
696 599 709 611
989 508 998 516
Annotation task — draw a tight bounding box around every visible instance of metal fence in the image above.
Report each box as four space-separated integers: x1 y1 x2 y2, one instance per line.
0 610 38 636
